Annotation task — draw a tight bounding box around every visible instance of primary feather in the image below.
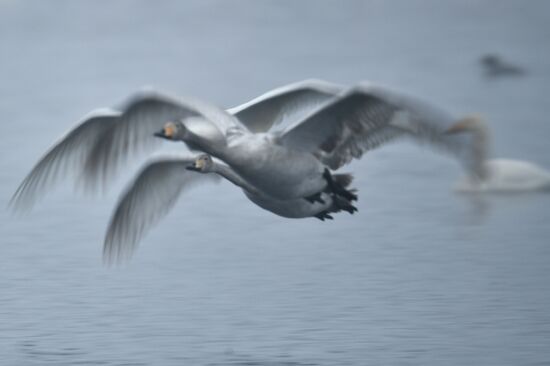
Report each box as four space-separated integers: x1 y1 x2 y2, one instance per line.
103 155 220 264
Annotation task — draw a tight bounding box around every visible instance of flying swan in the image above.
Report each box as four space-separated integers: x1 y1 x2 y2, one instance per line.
10 79 344 211
103 153 357 262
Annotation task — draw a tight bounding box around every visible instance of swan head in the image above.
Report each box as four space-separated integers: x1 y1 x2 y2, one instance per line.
186 154 214 173
154 121 185 141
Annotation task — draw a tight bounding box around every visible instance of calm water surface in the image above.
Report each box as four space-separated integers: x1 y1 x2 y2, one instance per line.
1 1 550 365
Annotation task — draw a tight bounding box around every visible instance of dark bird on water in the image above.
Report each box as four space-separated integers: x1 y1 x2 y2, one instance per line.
480 54 526 78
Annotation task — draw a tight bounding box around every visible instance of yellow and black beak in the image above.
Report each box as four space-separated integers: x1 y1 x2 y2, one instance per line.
186 159 203 171
153 124 175 139
154 129 167 138
186 162 199 171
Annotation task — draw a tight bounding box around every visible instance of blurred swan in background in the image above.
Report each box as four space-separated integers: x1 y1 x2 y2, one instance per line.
104 153 356 262
445 116 550 192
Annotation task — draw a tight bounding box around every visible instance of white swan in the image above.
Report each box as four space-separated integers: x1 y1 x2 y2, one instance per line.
185 154 356 219
12 78 502 212
445 117 550 193
10 79 343 211
104 153 357 262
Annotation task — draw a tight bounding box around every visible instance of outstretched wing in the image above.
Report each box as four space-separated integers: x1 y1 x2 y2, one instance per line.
228 79 342 133
82 91 201 185
9 109 120 212
103 155 220 264
279 82 463 169
11 89 241 211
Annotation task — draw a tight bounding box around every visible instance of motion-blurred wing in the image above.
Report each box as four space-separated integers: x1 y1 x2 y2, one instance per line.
9 109 120 212
11 89 241 211
103 156 220 264
83 89 241 186
279 83 462 169
228 79 343 133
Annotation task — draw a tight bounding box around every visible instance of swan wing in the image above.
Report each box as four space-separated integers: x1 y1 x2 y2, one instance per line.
228 79 343 133
103 155 220 264
279 82 462 169
83 89 243 185
9 109 120 212
11 89 242 211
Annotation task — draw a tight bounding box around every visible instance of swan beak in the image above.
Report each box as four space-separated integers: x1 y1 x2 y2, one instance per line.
154 124 175 139
186 159 203 171
154 130 166 138
186 158 205 171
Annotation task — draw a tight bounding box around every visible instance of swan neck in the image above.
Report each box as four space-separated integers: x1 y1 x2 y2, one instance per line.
212 163 258 193
182 130 229 158
470 122 490 180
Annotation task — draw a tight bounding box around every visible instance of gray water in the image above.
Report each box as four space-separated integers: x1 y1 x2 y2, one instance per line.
1 1 550 365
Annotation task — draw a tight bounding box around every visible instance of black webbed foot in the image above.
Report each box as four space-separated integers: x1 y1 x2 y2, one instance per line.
323 168 358 202
341 202 358 215
304 192 325 204
315 211 334 221
332 194 358 215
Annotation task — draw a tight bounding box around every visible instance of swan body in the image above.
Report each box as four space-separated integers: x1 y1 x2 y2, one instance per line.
190 154 355 219
454 159 550 193
243 190 333 218
222 133 327 200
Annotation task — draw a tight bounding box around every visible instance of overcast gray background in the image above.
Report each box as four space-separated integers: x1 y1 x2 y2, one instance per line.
1 1 549 365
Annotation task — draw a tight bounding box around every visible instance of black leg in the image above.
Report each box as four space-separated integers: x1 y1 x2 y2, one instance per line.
340 202 358 214
304 192 325 204
331 194 358 215
315 211 334 221
323 168 358 202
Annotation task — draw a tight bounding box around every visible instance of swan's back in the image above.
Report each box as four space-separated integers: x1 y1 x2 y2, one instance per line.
455 159 550 193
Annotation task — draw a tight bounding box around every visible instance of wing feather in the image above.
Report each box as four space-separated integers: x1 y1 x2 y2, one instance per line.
9 109 120 212
103 156 220 264
279 83 464 169
83 92 200 185
11 89 241 211
228 79 342 133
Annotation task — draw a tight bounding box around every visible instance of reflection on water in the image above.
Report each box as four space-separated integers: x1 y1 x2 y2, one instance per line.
1 0 550 365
